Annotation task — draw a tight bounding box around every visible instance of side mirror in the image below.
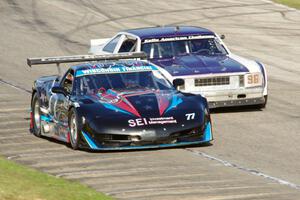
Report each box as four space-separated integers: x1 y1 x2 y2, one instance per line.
51 86 67 96
220 34 225 40
173 78 185 88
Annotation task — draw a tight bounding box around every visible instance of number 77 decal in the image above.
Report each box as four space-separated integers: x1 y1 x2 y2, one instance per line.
185 113 195 120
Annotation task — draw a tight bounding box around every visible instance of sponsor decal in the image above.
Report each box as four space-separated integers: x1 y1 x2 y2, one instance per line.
143 35 215 43
76 65 158 77
128 117 177 127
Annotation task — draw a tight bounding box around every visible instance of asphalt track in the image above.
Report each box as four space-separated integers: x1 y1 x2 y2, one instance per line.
0 0 300 199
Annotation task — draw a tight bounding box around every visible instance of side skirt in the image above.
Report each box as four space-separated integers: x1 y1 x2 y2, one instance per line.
40 114 69 143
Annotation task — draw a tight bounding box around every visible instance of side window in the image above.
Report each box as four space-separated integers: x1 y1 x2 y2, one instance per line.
103 35 121 53
118 39 137 53
61 70 74 95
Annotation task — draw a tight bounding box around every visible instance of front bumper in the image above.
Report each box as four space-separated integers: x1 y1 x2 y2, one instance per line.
208 97 265 109
184 87 265 108
81 122 213 150
178 73 267 108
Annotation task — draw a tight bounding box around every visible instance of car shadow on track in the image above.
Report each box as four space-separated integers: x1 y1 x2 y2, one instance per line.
40 136 68 146
78 142 214 154
37 135 204 153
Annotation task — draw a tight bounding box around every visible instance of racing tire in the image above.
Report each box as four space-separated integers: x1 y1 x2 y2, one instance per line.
258 95 268 109
68 108 81 150
31 93 42 137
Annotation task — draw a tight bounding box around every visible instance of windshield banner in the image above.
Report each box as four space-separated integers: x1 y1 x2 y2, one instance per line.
76 65 158 77
143 35 215 43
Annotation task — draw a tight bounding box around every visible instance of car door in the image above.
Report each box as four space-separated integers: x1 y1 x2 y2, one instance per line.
49 69 75 139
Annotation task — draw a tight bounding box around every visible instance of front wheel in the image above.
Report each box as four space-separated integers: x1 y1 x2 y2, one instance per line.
258 95 268 109
69 108 81 150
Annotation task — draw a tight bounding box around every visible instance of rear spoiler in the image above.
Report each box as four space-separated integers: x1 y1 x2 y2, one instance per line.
27 52 147 67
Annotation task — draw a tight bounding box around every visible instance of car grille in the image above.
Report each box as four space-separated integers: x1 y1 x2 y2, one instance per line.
239 75 244 87
194 76 230 87
91 127 204 147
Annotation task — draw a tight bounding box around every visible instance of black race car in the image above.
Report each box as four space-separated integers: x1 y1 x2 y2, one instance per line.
28 53 213 150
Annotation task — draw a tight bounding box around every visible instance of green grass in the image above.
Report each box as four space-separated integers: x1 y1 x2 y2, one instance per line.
273 0 300 9
0 156 113 200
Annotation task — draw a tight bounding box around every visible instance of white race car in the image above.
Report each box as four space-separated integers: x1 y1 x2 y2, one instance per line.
89 26 268 109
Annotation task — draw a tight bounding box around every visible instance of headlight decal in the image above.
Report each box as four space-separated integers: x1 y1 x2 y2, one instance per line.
203 121 213 141
202 107 213 141
82 131 99 149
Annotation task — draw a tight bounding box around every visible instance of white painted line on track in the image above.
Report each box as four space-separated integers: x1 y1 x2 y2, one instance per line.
186 149 300 190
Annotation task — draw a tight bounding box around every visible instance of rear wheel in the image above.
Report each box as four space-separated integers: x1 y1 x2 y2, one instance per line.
31 93 41 137
69 108 80 150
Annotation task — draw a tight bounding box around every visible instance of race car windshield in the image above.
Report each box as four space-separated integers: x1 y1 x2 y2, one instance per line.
74 70 174 96
142 38 227 59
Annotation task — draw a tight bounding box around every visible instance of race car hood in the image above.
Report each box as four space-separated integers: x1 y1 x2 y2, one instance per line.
151 54 249 76
76 89 207 135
